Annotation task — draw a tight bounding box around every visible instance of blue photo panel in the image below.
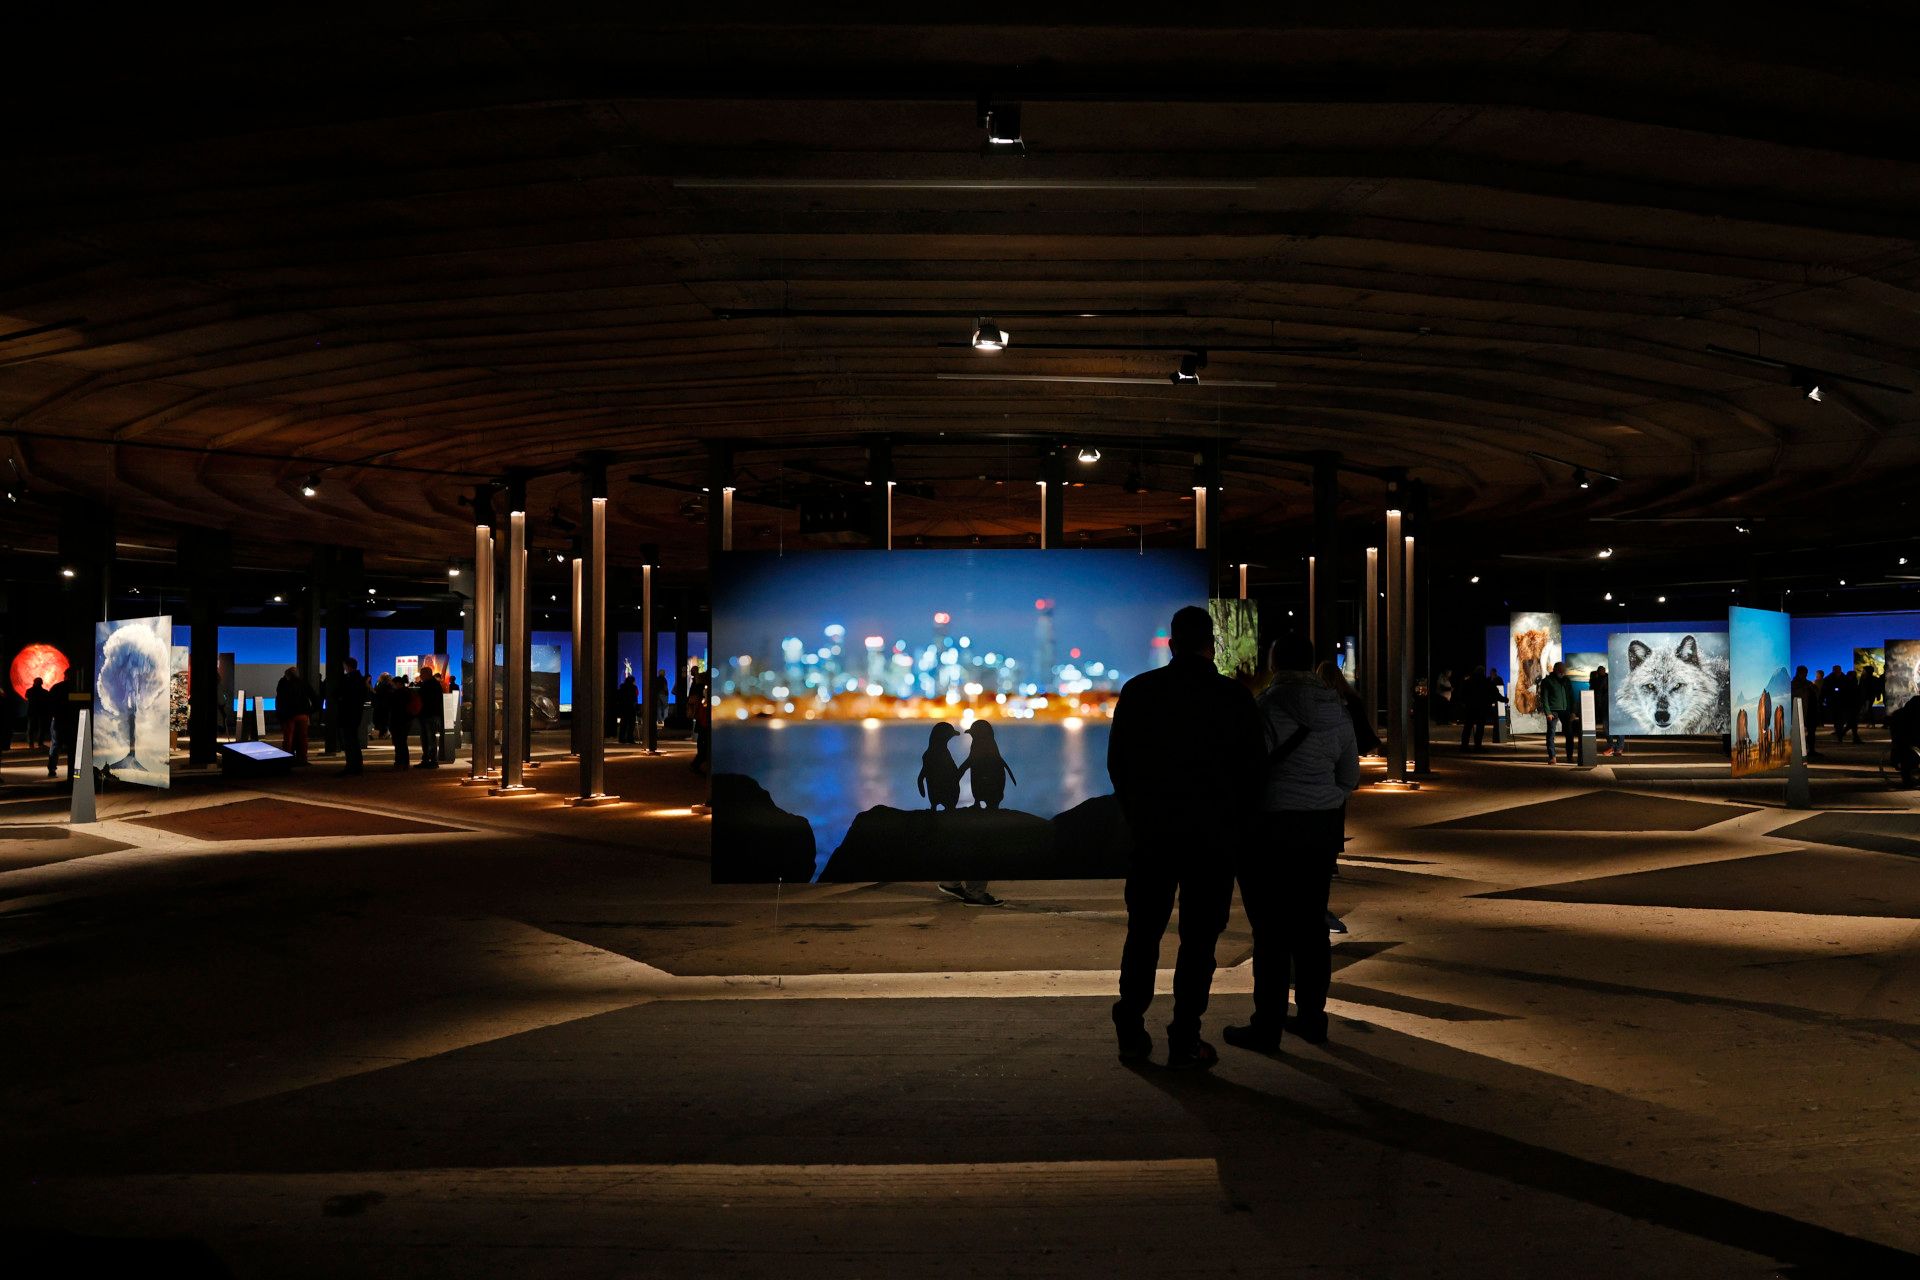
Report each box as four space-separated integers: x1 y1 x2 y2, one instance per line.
710 550 1207 883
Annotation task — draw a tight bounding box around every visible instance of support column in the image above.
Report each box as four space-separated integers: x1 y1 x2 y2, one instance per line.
642 562 659 754
573 495 616 804
1364 547 1379 733
490 511 534 795
182 528 230 766
1380 510 1416 789
1407 532 1428 777
866 437 893 548
569 556 584 757
1307 555 1316 642
1311 452 1340 662
1042 449 1065 549
297 555 321 718
464 524 496 784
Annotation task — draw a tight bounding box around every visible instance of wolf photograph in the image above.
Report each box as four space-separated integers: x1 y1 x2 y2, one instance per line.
1507 611 1562 733
1607 632 1730 735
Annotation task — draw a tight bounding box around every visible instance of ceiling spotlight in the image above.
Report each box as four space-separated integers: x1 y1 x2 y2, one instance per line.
1469 575 1481 584
1603 591 1613 601
1791 371 1824 401
60 567 76 579
553 550 568 563
367 587 376 595
1597 547 1614 559
1077 446 1101 464
448 565 461 578
1839 578 1847 586
979 98 1023 149
971 318 1008 351
1170 353 1204 384
1574 468 1591 490
272 594 284 603
1900 556 1910 565
1734 524 1751 534
300 474 320 497
1658 595 1667 603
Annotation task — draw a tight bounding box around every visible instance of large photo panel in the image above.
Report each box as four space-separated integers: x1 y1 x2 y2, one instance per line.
1605 632 1730 735
1507 611 1562 733
1729 606 1792 778
94 615 173 789
711 550 1208 883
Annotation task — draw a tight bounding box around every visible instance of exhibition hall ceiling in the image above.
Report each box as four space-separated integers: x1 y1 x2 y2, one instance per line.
3 12 1918 583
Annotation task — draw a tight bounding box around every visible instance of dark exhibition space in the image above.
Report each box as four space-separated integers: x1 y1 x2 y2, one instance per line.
3 10 1918 1277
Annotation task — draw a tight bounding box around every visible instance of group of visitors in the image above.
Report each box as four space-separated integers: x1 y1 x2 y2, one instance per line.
1107 607 1359 1070
0 673 83 782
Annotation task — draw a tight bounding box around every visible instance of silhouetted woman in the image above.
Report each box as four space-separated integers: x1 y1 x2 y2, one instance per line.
1316 659 1380 757
916 722 964 810
958 720 1017 809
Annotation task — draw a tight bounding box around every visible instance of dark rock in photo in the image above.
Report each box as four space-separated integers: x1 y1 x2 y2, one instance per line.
1048 794 1133 877
711 773 817 883
821 805 1062 881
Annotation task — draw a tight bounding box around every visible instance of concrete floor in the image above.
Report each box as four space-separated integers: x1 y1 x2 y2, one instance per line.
2 731 1916 1277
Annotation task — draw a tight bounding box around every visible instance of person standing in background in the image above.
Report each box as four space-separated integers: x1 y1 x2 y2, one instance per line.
335 657 370 775
390 672 414 769
615 673 640 743
652 668 670 727
372 673 393 739
276 666 316 764
1592 664 1626 757
1539 661 1577 764
26 676 51 749
416 663 445 767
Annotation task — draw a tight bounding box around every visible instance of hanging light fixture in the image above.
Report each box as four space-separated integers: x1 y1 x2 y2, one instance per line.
971 318 1008 351
1076 445 1101 464
300 474 321 497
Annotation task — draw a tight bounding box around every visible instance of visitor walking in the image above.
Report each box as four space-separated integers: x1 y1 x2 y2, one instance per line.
1223 635 1360 1054
334 658 370 774
46 675 77 779
616 673 640 743
417 663 445 767
1539 661 1576 764
1106 605 1265 1071
1791 667 1819 761
26 676 51 749
1454 666 1482 749
276 667 316 764
390 673 414 769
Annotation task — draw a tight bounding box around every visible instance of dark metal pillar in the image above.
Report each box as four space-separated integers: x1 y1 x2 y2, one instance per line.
182 528 231 766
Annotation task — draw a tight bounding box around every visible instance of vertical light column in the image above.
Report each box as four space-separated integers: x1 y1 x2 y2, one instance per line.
1037 481 1048 548
1380 511 1411 788
1307 555 1317 648
886 480 895 550
491 511 534 794
570 556 584 758
464 525 496 784
642 562 659 754
1402 532 1417 776
1193 486 1208 550
1238 563 1249 600
573 497 616 804
721 486 735 551
1364 547 1379 735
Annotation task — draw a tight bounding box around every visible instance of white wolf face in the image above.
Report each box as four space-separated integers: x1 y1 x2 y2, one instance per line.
1622 635 1729 733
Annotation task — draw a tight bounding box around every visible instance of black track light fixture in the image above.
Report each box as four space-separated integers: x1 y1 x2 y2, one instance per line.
1170 351 1206 384
300 473 321 497
978 96 1023 150
1791 371 1824 402
1076 445 1101 464
971 318 1008 351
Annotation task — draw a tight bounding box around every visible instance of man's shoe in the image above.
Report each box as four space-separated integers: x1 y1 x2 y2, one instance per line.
966 889 1004 907
1284 1014 1330 1045
1222 1023 1281 1054
1326 911 1349 935
1112 1011 1153 1063
1165 1038 1219 1071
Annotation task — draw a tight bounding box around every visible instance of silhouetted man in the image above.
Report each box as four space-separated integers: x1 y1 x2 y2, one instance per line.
26 676 52 749
334 658 370 775
390 673 414 769
616 673 640 743
1107 605 1264 1070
